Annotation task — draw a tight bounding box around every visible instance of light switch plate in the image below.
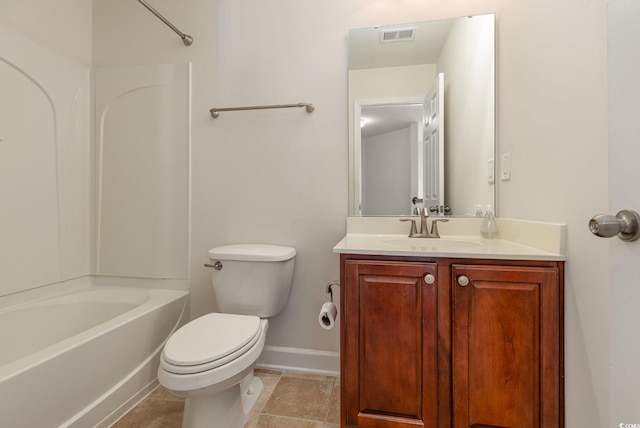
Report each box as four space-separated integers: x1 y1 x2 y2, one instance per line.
501 152 511 180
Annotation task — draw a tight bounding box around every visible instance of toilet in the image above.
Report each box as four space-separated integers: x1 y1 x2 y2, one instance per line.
158 244 296 428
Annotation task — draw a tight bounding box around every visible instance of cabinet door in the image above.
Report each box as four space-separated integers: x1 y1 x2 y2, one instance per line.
451 265 561 428
343 260 438 428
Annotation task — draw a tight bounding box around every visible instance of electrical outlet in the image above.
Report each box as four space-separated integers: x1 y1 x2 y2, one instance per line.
488 158 495 183
501 152 511 180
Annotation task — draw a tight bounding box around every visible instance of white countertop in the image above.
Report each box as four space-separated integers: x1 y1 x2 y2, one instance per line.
333 217 566 261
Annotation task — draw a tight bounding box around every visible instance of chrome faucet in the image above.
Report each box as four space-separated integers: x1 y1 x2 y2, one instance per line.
400 207 449 238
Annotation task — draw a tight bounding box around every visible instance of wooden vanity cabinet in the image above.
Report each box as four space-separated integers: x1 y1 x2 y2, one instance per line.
342 259 439 427
451 264 562 428
340 255 564 428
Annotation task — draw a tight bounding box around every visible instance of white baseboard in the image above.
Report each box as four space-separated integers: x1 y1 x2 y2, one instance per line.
257 346 340 377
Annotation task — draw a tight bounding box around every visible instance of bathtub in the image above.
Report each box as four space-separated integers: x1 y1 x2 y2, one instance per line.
0 279 188 428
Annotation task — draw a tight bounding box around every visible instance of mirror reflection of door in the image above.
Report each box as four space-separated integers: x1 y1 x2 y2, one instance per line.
423 73 445 212
357 99 424 215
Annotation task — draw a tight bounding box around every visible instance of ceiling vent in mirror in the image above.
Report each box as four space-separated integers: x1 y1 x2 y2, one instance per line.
379 27 416 43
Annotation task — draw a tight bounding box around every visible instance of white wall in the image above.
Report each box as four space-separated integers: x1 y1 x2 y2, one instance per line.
0 0 92 67
437 15 495 215
498 1 609 426
362 127 411 215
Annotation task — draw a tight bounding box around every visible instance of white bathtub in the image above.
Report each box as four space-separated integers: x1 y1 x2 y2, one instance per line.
0 280 188 428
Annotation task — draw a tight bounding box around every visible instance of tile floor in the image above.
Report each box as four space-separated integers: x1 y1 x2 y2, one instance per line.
112 369 340 428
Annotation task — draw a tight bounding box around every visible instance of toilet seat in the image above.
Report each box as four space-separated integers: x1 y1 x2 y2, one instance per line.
161 313 262 375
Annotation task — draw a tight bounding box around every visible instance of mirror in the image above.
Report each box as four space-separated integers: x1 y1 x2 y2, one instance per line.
348 14 496 217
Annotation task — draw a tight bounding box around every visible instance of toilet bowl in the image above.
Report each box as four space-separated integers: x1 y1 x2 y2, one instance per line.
158 315 268 428
157 244 296 428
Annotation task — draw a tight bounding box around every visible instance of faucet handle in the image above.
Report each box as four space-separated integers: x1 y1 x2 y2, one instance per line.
400 219 418 237
430 218 449 238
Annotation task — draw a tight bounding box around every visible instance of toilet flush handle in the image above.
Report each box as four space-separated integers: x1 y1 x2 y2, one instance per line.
204 261 223 270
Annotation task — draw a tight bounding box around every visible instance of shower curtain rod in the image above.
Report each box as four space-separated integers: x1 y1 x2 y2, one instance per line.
136 0 193 46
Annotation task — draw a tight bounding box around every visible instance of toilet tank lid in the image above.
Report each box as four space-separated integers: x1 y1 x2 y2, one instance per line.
208 244 296 262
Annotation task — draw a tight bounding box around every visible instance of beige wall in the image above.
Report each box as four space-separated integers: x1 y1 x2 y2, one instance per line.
1 0 610 425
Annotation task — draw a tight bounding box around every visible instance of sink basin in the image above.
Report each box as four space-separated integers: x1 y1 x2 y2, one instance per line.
382 237 483 250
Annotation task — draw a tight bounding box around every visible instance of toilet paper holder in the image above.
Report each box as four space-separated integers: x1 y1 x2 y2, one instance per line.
326 280 339 302
319 281 340 331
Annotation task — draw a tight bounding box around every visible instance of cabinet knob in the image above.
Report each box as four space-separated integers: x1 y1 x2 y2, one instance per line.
457 275 469 287
424 274 435 285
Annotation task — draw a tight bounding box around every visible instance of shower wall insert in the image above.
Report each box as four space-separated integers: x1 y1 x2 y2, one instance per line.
136 0 193 46
0 24 191 427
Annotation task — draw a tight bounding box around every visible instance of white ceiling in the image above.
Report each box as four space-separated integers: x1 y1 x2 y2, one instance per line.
348 19 454 70
361 103 425 139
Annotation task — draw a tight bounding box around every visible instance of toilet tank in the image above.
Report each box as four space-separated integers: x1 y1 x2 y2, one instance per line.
207 244 296 318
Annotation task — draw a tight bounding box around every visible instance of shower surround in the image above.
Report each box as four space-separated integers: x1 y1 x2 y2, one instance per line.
0 24 191 426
